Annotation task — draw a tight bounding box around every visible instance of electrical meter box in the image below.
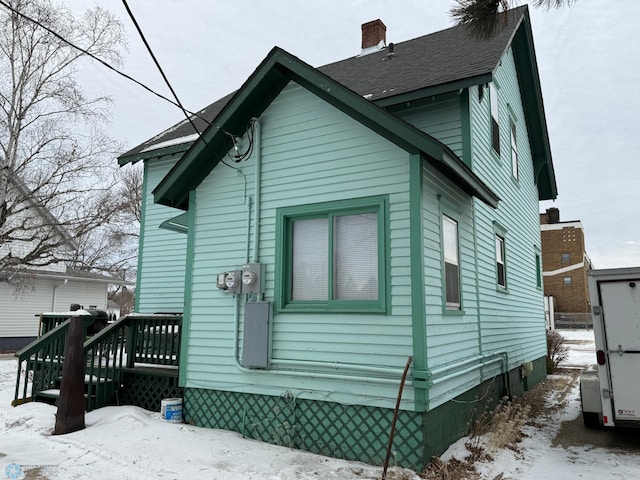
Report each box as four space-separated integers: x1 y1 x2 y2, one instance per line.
242 301 270 368
216 270 242 294
241 263 265 295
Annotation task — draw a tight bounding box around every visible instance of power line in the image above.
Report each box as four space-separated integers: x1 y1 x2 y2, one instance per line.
0 0 213 129
121 0 201 137
0 0 248 172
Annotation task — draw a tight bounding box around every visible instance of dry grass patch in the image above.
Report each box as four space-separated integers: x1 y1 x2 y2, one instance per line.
421 456 481 480
422 376 566 479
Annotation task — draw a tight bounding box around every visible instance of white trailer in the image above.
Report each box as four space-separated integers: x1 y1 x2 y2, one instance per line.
580 267 640 428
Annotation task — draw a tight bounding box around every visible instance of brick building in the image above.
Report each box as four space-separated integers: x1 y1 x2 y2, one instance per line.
540 208 593 313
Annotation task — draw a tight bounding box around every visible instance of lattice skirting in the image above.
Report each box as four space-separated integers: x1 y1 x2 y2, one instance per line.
181 357 545 469
118 370 184 412
183 387 426 469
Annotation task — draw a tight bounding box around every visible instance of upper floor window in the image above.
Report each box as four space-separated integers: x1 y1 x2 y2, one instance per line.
490 82 500 155
496 234 506 288
442 215 460 310
276 196 387 313
563 276 573 286
561 253 570 263
510 120 518 179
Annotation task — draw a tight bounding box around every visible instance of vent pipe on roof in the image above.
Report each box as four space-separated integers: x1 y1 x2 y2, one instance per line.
387 42 395 59
361 19 386 55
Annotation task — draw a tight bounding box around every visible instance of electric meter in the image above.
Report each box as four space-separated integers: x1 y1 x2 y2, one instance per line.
242 270 257 285
241 263 265 294
225 271 241 289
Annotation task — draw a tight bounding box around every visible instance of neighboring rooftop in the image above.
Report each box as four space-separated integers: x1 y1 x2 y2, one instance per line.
33 266 128 284
540 208 582 227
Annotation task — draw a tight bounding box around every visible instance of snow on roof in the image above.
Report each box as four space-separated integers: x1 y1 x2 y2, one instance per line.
140 133 200 153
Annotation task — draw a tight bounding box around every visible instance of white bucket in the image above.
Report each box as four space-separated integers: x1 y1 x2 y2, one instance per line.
160 398 183 423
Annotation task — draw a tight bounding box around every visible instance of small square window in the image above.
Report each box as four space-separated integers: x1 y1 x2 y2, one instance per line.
561 253 570 263
563 276 572 286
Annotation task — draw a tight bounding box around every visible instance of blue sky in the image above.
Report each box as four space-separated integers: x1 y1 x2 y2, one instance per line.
69 0 640 269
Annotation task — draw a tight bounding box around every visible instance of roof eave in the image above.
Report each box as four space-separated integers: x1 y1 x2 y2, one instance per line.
153 50 290 209
118 142 193 166
374 73 493 109
512 9 557 201
11 269 129 285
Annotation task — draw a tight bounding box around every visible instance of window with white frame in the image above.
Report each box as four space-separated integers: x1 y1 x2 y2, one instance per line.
442 215 460 310
490 82 500 155
496 234 506 288
563 276 572 286
276 196 387 312
510 120 518 179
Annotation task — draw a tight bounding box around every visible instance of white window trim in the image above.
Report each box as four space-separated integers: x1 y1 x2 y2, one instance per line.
442 215 461 310
496 234 506 288
510 121 518 179
490 82 500 155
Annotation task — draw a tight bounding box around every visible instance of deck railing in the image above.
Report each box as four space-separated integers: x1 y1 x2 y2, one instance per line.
126 314 181 368
14 314 182 411
14 316 96 406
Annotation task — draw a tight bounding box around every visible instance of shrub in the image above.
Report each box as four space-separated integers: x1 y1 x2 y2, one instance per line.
546 329 568 373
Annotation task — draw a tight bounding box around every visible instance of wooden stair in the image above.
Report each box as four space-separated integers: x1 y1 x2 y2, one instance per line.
13 314 183 412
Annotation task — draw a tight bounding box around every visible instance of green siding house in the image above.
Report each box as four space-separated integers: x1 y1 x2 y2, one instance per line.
119 6 556 469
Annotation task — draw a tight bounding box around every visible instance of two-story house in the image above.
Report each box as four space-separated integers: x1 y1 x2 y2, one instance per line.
118 6 556 469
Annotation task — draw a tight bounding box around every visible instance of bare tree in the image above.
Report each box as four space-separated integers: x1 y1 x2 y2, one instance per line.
70 165 142 281
0 0 126 284
450 0 575 38
109 284 135 317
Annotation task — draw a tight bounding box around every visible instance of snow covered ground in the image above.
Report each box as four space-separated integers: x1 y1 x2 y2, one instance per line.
0 330 638 479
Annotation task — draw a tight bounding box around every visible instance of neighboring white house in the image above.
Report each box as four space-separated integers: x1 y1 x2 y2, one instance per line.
0 267 126 350
0 177 128 350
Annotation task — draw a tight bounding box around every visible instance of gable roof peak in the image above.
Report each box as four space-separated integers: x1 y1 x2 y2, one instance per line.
152 45 500 211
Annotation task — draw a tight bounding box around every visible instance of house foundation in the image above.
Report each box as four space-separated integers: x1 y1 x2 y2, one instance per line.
183 356 545 470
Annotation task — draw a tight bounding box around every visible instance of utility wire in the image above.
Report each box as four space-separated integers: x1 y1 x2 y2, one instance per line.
121 0 202 137
0 0 247 172
0 0 215 130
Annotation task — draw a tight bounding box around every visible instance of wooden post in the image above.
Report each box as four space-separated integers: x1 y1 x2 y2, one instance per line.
53 316 85 435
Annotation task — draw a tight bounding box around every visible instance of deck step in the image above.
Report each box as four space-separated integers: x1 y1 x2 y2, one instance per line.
34 389 93 406
121 365 179 377
36 389 61 399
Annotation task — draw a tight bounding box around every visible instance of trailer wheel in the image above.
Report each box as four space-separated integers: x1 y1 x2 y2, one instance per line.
582 411 601 429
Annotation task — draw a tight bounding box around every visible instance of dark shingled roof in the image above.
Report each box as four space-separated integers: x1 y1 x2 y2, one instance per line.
317 10 520 103
118 7 525 164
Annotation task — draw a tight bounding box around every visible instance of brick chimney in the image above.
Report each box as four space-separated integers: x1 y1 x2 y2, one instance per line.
545 207 560 224
361 19 386 52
